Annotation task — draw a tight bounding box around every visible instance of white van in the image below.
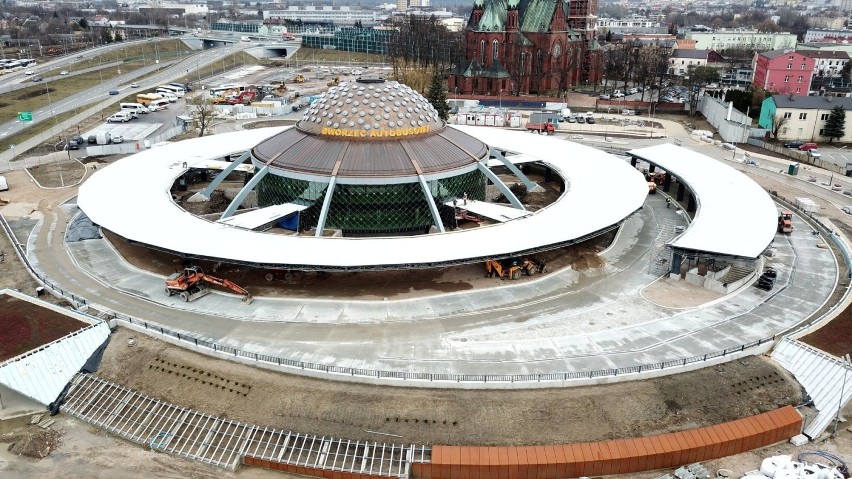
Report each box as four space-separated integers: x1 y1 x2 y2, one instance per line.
157 90 178 103
0 175 7 192
120 102 149 114
107 111 133 123
148 99 170 111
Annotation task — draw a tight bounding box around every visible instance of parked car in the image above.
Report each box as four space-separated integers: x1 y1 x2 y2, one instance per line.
577 116 586 124
627 87 638 95
112 135 124 144
566 116 576 123
87 135 97 144
784 140 805 149
586 117 596 124
107 111 133 123
599 94 611 100
109 89 119 95
60 70 69 75
807 149 821 158
798 142 818 151
613 91 625 98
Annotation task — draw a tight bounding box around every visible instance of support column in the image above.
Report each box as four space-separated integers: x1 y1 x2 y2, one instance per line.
662 173 671 192
198 151 251 199
417 175 445 233
630 157 637 167
314 178 337 237
489 148 542 192
670 251 683 276
220 166 269 220
676 183 685 201
476 163 525 210
687 193 696 213
648 164 656 173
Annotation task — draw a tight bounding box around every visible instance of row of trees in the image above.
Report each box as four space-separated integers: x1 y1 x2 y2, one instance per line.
387 15 463 92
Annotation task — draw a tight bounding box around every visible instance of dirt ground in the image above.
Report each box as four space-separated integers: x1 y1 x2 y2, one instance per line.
26 160 87 188
641 276 723 308
95 328 801 447
0 296 87 361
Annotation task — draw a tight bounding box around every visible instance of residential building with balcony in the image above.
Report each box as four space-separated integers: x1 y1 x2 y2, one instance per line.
752 50 815 96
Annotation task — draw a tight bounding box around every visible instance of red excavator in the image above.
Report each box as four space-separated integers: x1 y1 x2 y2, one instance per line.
164 266 254 304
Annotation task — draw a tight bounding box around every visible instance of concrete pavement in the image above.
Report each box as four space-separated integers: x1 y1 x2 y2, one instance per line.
17 191 837 380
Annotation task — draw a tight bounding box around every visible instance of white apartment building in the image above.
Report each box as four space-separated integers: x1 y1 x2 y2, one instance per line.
264 7 389 26
804 28 852 43
596 17 660 30
687 30 797 51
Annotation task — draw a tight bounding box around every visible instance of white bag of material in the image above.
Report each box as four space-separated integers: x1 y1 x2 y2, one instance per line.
760 455 791 477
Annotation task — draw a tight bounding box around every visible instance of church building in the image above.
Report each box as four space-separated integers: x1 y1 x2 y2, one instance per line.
449 0 601 96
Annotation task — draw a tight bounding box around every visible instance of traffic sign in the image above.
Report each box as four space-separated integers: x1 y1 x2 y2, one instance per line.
18 112 32 122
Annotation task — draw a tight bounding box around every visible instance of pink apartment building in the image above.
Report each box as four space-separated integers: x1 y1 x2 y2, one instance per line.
752 50 815 96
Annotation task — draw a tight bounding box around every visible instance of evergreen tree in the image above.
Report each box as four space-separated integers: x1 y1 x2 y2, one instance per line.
604 30 612 43
427 73 449 121
823 105 846 143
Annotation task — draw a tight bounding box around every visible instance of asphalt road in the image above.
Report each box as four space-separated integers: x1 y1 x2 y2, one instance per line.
0 40 252 143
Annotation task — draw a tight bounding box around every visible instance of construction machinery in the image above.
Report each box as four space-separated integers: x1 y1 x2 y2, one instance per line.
485 257 547 280
647 182 657 194
777 210 793 234
165 266 254 304
227 91 256 105
327 76 340 87
294 74 305 83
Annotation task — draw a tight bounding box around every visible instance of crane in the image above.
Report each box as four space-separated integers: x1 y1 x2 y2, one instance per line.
164 266 254 304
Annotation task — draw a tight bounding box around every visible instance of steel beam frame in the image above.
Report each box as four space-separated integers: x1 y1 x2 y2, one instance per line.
476 162 525 210
417 174 446 233
489 148 542 192
220 166 269 220
198 151 251 199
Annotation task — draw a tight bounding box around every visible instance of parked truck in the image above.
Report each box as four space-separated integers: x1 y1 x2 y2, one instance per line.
136 93 162 106
526 121 556 134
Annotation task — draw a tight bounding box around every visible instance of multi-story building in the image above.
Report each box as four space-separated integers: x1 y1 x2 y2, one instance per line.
758 95 852 142
687 30 797 52
752 50 815 96
596 17 660 30
804 28 852 43
264 7 390 27
449 0 601 96
668 50 709 76
799 50 850 78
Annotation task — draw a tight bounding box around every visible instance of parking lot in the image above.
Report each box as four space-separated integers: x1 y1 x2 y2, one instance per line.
815 146 852 169
79 98 186 144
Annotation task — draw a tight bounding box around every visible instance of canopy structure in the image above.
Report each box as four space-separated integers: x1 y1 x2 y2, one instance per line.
77 126 648 270
216 204 308 230
628 143 777 259
443 199 532 222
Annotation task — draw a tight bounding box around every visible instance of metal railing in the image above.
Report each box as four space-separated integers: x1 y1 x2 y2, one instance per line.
0 203 845 386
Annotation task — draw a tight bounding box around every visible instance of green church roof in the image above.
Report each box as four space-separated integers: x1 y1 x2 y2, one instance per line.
472 0 569 33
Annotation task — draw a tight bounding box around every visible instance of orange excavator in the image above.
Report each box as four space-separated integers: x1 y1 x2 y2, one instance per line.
485 257 547 280
165 266 254 304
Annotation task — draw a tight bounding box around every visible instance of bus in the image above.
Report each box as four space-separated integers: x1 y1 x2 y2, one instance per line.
136 93 162 106
156 85 184 97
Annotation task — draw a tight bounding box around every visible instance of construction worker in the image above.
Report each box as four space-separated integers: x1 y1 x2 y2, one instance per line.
666 197 672 209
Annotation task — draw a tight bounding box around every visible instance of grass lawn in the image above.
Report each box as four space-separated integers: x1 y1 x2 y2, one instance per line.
1 50 262 155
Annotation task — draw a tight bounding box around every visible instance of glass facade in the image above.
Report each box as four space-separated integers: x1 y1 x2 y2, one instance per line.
256 169 486 236
301 28 392 55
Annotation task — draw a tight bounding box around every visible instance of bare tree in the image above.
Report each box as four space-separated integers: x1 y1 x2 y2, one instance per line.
191 96 219 137
771 113 788 139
